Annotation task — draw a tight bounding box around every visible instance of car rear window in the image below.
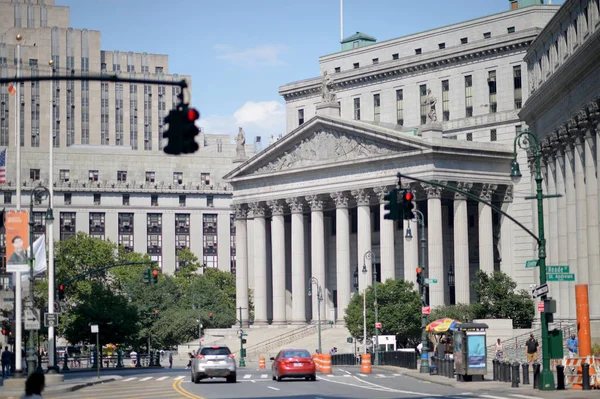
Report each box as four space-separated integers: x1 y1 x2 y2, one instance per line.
283 350 311 358
200 347 231 356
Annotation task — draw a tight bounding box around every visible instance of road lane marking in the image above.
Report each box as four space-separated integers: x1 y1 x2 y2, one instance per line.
461 392 473 395
357 373 367 377
267 386 280 391
156 376 169 381
327 374 334 377
376 373 386 377
123 377 137 381
139 376 153 381
509 395 542 399
481 395 522 399
261 374 268 378
318 374 437 396
173 379 205 399
174 376 185 380
243 374 252 379
393 373 401 376
343 374 351 377
338 368 352 374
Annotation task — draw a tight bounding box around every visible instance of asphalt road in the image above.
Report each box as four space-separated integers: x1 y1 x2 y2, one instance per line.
41 366 552 399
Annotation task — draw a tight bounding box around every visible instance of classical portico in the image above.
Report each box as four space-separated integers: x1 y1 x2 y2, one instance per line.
225 111 515 326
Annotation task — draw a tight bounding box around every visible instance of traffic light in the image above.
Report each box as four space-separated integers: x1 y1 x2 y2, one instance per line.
416 267 423 286
383 189 399 220
401 191 416 220
152 269 159 284
163 104 200 155
209 312 213 321
58 285 65 301
1 328 5 336
143 269 151 284
154 309 159 319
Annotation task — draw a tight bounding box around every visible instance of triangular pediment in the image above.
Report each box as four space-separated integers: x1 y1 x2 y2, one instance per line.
225 116 428 180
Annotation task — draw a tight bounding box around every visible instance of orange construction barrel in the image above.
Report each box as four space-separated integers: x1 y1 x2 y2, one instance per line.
321 354 332 374
259 356 266 369
361 353 372 373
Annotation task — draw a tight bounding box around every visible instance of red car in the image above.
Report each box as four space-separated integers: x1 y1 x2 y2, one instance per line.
271 349 316 381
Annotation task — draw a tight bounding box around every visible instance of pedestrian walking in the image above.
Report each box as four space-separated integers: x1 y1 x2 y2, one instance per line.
494 339 505 361
2 346 11 377
525 334 539 364
169 352 173 369
566 333 578 358
20 371 45 399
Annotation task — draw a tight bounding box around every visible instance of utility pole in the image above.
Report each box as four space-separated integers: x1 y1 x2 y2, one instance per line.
238 306 247 368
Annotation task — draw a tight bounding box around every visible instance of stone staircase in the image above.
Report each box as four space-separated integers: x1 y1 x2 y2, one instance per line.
242 323 329 360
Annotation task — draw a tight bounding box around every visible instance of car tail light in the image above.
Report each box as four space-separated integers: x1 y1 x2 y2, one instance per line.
229 354 235 359
197 354 205 359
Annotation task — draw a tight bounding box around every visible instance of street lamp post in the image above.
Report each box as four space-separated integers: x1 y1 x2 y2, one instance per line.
192 294 202 347
406 210 429 373
28 186 53 376
362 250 378 366
510 130 555 390
307 277 323 354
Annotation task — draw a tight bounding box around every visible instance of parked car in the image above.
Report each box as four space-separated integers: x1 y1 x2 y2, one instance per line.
191 345 236 383
271 349 316 381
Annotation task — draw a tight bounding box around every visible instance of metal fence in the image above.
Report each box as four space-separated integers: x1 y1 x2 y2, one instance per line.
331 350 417 370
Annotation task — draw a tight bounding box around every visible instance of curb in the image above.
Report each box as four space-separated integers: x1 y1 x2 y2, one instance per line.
0 376 121 399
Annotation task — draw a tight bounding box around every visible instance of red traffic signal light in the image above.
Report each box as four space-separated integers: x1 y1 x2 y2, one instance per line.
152 270 158 277
1 328 6 335
209 312 214 321
152 269 159 284
58 285 65 301
187 108 200 121
402 190 416 220
416 267 424 285
404 191 414 201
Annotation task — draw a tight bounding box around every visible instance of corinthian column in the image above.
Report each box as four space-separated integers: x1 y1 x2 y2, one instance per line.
453 182 472 304
234 205 249 327
552 131 569 321
560 126 577 320
352 189 372 289
331 192 350 323
250 203 268 325
268 199 286 325
287 197 307 324
589 100 600 321
543 139 560 314
374 186 395 282
306 195 325 324
478 183 496 275
423 183 445 307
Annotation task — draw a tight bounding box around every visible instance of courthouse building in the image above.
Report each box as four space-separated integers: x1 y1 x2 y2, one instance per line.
227 1 567 327
0 0 252 285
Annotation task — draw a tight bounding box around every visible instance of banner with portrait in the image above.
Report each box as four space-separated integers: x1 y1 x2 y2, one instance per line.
6 210 29 273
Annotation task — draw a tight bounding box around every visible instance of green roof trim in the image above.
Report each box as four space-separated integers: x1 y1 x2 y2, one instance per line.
341 32 376 43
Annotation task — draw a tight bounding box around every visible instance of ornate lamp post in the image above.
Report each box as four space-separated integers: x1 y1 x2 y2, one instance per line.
405 210 429 373
307 277 323 354
362 250 378 366
28 186 53 375
510 130 555 390
192 294 202 346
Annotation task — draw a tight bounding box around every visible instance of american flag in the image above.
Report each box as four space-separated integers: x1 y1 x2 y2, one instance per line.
0 149 6 184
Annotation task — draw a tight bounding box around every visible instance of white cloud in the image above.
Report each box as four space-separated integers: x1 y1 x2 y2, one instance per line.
214 44 288 67
200 101 286 144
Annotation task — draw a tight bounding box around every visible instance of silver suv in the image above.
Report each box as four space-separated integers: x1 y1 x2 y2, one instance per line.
191 345 237 383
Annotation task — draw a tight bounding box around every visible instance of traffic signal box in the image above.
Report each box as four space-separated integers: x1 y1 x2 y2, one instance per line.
401 191 416 220
163 105 200 155
383 189 399 220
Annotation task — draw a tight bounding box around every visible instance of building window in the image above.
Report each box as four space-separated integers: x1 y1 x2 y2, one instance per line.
373 94 381 122
115 83 124 145
338 101 341 116
372 58 379 64
130 84 138 149
155 66 163 74
415 48 422 55
353 97 360 120
203 214 218 269
0 68 9 146
59 169 70 183
123 194 130 206
484 32 491 39
173 172 183 185
157 86 166 150
151 194 158 207
60 212 76 241
442 80 450 121
438 43 445 49
144 85 152 150
101 82 109 145
51 54 59 148
117 171 127 182
491 129 497 142
145 171 155 183
147 213 162 269
66 56 75 146
3 192 11 204
516 125 522 135
201 173 210 185
298 109 304 126
207 195 214 207
93 193 101 205
63 193 71 205
488 70 497 113
89 212 105 240
466 133 473 141
513 66 522 109
461 37 468 45
127 63 134 72
89 170 99 182
334 67 340 73
179 195 186 207
30 169 40 181
118 213 134 252
507 26 515 34
81 80 90 144
30 64 40 148
230 214 236 276
175 214 190 269
396 89 404 126
392 53 399 60
31 212 46 241
465 75 473 117
419 84 428 125
353 62 359 69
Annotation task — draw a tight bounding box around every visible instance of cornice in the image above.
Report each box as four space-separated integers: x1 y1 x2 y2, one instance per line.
279 33 536 101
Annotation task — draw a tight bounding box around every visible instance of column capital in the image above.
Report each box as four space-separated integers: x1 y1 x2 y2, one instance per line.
330 192 349 208
503 185 514 203
267 199 286 216
454 182 473 200
587 100 599 131
233 204 248 220
305 194 324 211
541 138 554 165
558 124 573 153
249 202 267 218
422 182 445 199
351 188 370 206
549 131 561 153
373 186 389 203
568 117 584 147
286 197 305 213
479 183 498 202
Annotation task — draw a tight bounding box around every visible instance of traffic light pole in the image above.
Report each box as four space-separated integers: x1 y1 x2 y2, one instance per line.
411 210 429 373
237 306 247 368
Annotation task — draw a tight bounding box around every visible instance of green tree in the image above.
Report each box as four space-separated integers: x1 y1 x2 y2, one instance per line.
471 270 534 328
428 303 476 323
344 279 421 346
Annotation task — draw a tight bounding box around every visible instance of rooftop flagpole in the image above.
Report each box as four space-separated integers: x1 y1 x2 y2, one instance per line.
340 0 344 42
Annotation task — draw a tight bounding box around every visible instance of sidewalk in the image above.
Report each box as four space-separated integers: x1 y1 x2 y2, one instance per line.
0 375 122 399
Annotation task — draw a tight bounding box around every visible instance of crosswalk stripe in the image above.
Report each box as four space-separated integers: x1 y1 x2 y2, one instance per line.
343 375 351 377
139 377 153 381
243 374 252 379
174 376 185 380
357 373 367 377
260 374 268 379
156 376 169 381
481 395 514 399
376 374 386 377
123 377 137 382
509 395 541 399
393 373 401 376
327 374 334 377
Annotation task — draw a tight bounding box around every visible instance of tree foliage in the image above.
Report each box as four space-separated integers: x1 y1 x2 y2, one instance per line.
428 303 476 324
344 279 421 346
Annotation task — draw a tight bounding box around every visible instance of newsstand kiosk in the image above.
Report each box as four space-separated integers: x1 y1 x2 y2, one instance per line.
454 323 489 381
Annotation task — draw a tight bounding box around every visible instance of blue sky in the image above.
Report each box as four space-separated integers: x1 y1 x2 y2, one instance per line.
56 0 564 142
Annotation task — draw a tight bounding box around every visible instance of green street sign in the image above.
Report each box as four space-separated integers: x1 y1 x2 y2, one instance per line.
347 337 353 343
525 260 538 269
547 273 575 282
546 266 569 274
425 278 438 284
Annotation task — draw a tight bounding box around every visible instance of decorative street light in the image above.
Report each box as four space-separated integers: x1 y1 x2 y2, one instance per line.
362 250 378 366
361 265 367 355
307 277 323 354
192 294 202 346
448 264 455 305
405 209 429 374
28 186 53 375
511 130 555 390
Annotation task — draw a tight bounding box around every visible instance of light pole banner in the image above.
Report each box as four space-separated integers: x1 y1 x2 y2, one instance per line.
6 210 29 273
21 234 46 281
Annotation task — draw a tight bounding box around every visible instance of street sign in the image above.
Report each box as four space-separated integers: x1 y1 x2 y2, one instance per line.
54 300 62 313
91 325 99 333
24 308 40 330
346 337 353 343
44 313 59 327
424 278 438 284
531 284 549 299
7 264 29 273
375 322 382 328
525 260 538 269
422 306 431 315
24 300 33 309
537 302 544 312
547 273 575 282
546 266 569 274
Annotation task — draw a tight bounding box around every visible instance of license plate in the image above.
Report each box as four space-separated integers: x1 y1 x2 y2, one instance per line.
294 362 302 367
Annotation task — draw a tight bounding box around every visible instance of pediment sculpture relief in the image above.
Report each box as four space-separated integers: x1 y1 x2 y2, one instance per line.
254 130 402 174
